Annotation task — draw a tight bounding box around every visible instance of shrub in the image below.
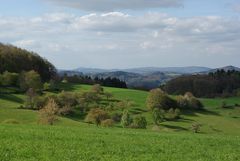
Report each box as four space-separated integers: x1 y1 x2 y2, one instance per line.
117 100 135 110
111 112 122 122
43 82 50 91
85 108 109 126
152 108 164 125
131 116 147 129
176 96 189 109
101 119 114 127
58 105 73 116
81 91 101 105
57 91 79 107
191 123 201 133
121 110 132 128
104 92 113 100
146 88 176 110
184 92 203 110
91 84 104 94
165 108 181 120
39 99 59 125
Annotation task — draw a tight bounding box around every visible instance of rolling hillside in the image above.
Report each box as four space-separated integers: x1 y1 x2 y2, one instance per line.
0 84 240 160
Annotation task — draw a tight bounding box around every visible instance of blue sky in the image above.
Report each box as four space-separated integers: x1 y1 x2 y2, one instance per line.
0 0 240 69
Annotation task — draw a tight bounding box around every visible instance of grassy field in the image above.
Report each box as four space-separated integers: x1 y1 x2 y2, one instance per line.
0 124 239 161
0 83 240 160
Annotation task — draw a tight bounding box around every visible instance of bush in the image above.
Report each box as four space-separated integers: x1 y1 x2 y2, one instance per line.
39 99 59 125
176 96 189 109
57 91 79 107
184 92 203 110
43 82 50 91
191 123 201 133
81 91 101 105
111 112 122 122
146 88 176 110
104 92 113 100
117 100 135 110
131 116 147 129
165 108 181 120
85 108 109 126
121 110 132 128
101 119 114 127
91 84 104 94
152 108 164 125
58 105 73 116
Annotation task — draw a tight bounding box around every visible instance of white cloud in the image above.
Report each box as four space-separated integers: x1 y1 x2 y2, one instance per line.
1 12 240 68
43 0 184 11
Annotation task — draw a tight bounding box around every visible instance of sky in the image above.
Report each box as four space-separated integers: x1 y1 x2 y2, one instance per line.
0 0 240 69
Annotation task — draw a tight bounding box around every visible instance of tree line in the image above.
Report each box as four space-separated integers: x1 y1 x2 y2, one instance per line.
62 74 127 89
164 70 240 98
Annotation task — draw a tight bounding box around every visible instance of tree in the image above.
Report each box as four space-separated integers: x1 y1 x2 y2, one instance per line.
152 108 164 125
19 70 43 91
0 43 56 81
25 88 37 109
132 116 147 129
1 71 19 86
39 99 59 125
91 84 104 94
146 88 176 110
85 108 109 126
121 110 132 128
104 92 113 100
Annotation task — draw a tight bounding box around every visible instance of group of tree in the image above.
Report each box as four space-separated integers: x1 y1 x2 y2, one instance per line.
0 70 57 93
146 88 203 125
61 74 127 89
0 43 56 81
164 70 240 98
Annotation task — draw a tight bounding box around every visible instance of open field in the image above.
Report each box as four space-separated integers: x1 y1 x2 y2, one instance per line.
0 124 240 161
0 83 240 160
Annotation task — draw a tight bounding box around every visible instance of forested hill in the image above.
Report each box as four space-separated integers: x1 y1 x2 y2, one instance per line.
0 43 56 81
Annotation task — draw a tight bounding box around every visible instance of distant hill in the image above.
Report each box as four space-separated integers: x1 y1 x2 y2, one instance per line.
92 71 179 89
209 66 240 73
123 66 212 74
74 66 211 74
60 66 240 90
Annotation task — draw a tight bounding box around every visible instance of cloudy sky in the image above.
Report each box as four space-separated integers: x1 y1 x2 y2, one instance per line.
1 0 240 69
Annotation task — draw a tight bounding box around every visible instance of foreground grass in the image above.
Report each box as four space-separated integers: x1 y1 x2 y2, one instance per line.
0 124 239 161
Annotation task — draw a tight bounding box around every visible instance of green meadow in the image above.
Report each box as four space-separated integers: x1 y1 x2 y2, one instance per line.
0 83 240 160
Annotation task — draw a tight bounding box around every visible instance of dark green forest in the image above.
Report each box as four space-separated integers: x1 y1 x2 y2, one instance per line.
164 70 240 98
0 43 56 81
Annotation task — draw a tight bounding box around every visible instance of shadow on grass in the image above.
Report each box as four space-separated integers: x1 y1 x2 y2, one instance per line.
182 109 220 117
0 94 24 104
57 83 76 92
162 124 188 131
65 110 86 122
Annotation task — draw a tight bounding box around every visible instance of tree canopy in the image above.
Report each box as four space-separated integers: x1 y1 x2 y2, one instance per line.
0 43 56 81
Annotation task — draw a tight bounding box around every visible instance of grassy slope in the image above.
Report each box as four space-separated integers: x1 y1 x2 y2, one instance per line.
0 83 240 160
0 124 239 161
